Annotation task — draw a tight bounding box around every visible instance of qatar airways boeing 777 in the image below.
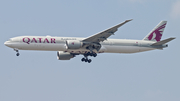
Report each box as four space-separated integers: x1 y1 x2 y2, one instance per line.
4 19 175 63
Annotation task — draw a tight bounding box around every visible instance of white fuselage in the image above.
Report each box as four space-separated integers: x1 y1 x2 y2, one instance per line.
4 36 156 54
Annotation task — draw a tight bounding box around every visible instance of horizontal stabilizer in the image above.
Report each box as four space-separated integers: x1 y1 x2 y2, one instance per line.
151 37 175 46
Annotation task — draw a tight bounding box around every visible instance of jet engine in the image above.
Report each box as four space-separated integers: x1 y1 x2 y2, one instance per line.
57 51 75 60
66 40 83 49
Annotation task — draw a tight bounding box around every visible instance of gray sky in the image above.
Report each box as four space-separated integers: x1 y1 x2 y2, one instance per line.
0 0 179 101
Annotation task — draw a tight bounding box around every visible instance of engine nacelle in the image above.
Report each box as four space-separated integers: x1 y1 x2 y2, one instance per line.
66 40 83 49
57 51 74 60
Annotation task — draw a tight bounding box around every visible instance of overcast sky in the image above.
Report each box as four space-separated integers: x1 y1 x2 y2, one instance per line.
0 0 180 101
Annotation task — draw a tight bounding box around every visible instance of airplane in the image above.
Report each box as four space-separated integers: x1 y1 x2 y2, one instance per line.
4 19 175 63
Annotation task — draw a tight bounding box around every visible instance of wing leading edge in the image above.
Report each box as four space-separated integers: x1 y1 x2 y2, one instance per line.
82 19 133 43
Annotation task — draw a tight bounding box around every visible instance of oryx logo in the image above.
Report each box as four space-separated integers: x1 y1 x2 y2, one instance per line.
72 42 74 45
148 23 166 42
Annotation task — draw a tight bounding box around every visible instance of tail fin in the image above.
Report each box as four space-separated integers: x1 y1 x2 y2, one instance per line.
143 21 167 42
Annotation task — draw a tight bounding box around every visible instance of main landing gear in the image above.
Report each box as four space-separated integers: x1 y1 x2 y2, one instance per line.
81 57 92 63
81 52 97 63
14 49 20 56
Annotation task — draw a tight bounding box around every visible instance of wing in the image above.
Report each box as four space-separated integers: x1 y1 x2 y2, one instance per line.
82 19 133 43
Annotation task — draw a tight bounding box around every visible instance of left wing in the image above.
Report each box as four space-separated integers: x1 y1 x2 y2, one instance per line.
82 19 133 43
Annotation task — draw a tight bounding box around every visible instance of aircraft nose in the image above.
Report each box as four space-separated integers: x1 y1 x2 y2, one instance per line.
4 41 8 46
4 41 10 47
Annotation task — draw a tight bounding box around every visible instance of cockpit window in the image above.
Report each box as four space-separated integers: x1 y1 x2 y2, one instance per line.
8 39 12 41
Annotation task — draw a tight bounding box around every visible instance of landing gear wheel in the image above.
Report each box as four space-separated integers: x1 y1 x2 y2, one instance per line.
87 52 91 56
81 58 85 62
16 53 20 56
85 59 88 62
93 53 97 57
14 49 20 56
88 59 92 63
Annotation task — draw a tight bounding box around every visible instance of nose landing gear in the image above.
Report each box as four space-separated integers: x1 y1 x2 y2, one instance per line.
14 49 20 56
16 53 20 56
